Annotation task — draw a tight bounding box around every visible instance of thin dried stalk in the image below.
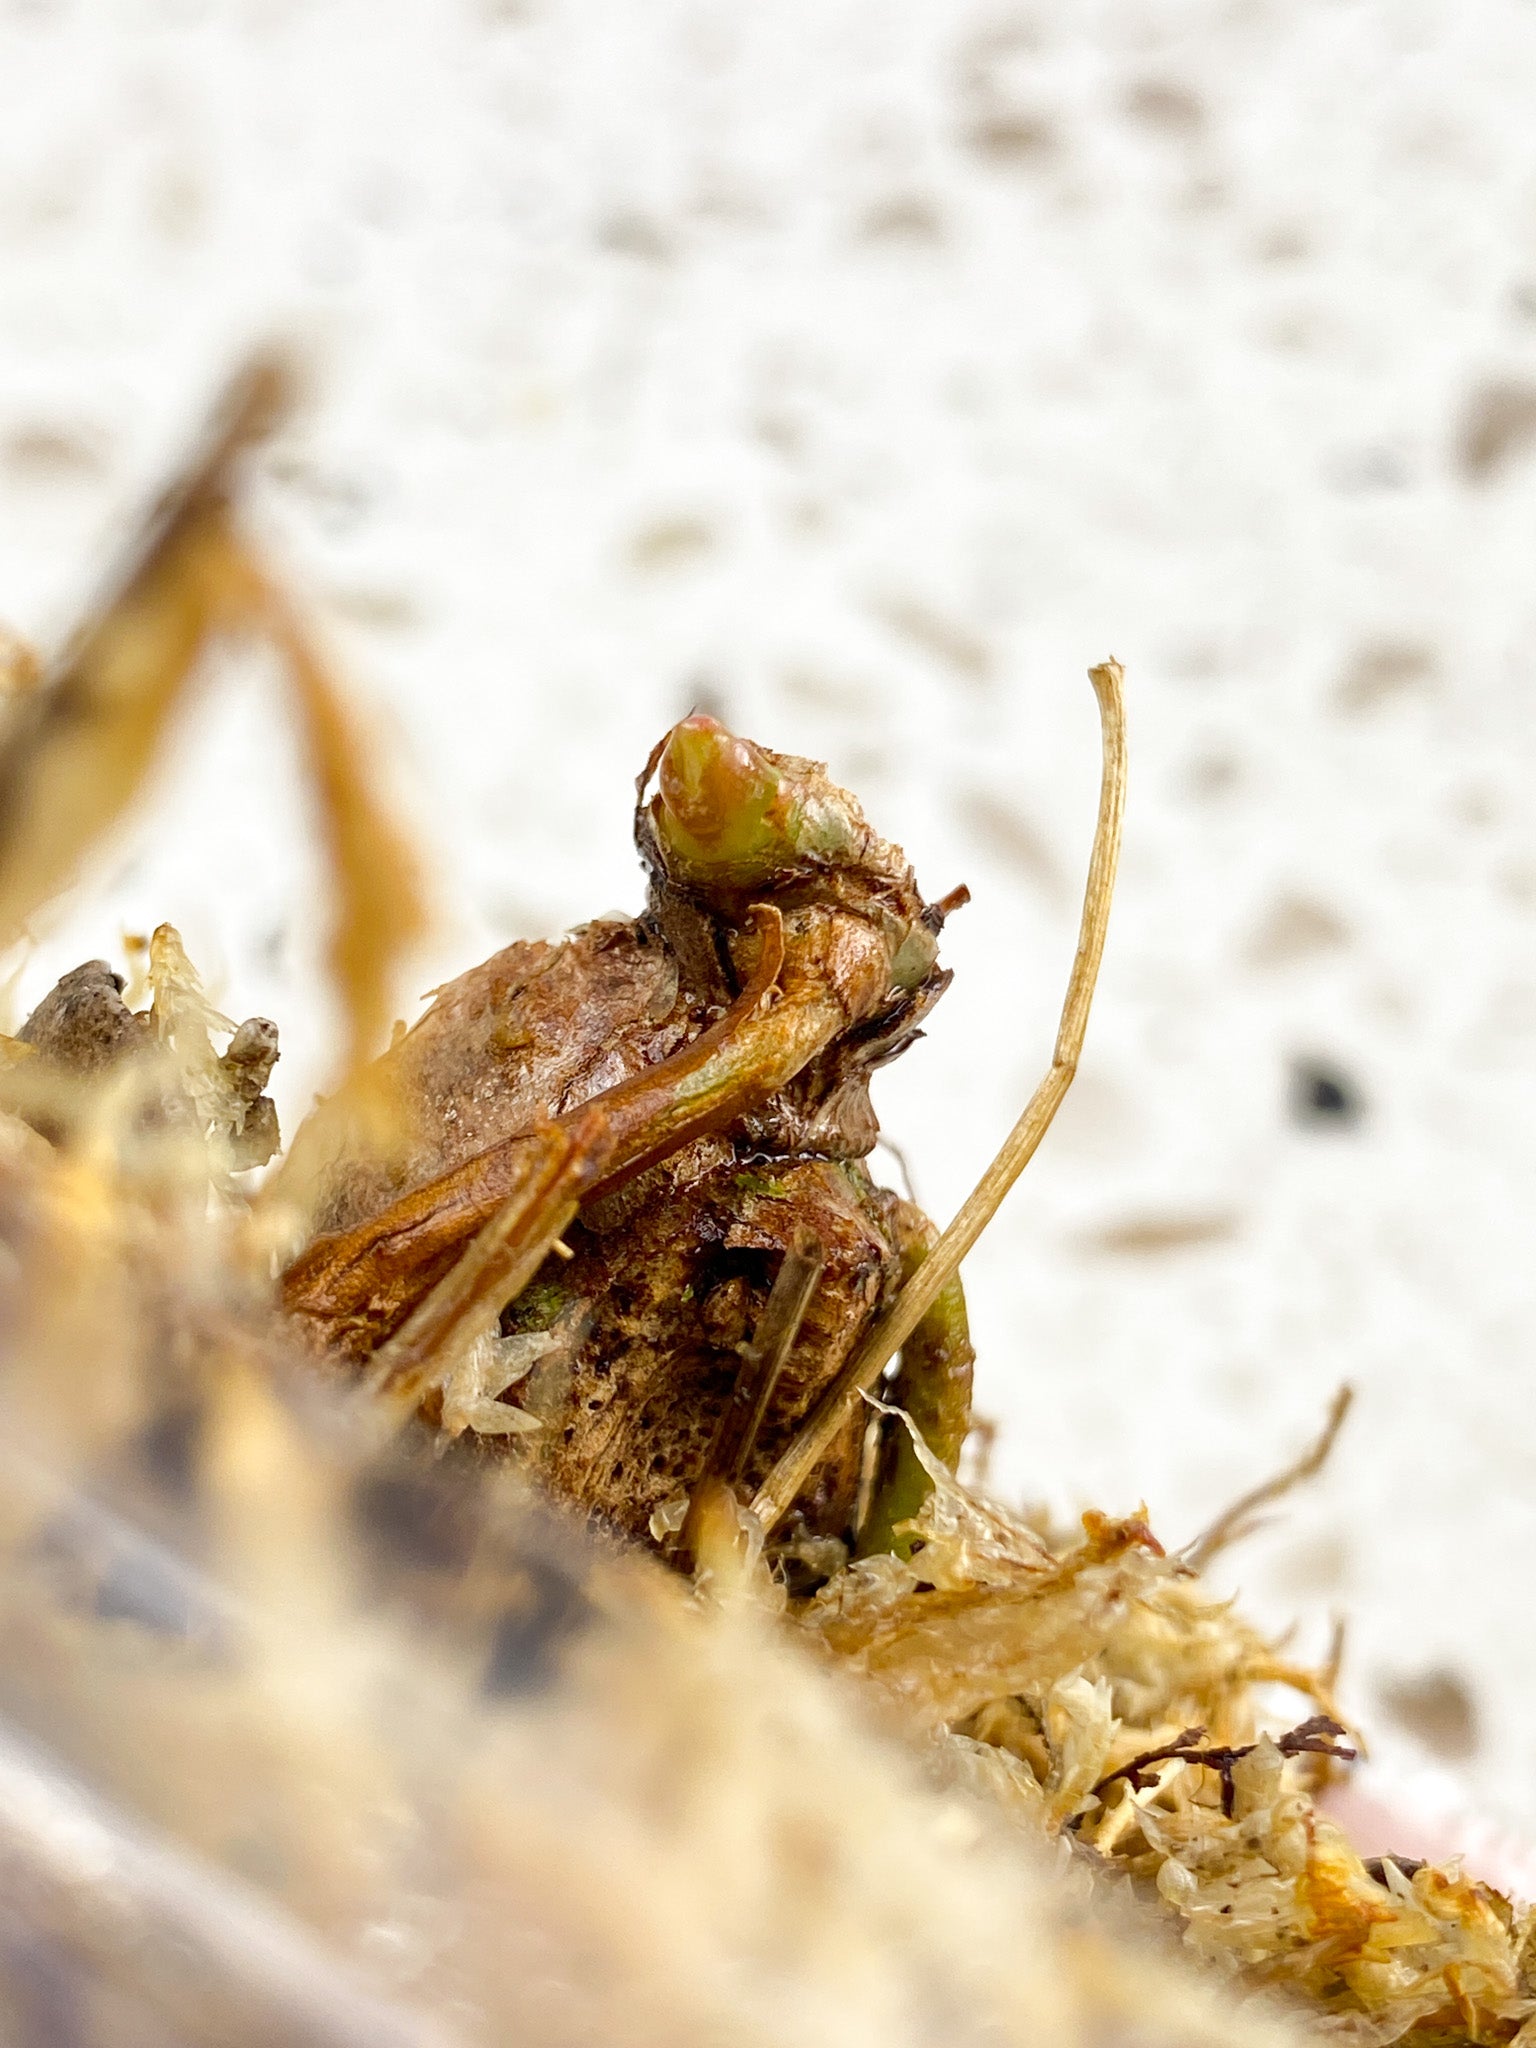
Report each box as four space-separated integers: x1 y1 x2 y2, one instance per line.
0 344 426 1101
678 1228 826 1567
0 357 291 942
723 1228 827 1488
362 1109 612 1427
238 544 431 1084
752 659 1127 1534
1182 1383 1354 1572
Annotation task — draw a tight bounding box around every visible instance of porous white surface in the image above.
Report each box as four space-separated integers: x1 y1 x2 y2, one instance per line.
2 0 1534 1836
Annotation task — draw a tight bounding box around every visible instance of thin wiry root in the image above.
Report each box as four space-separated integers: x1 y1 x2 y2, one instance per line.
1182 1382 1354 1572
1089 1714 1357 1820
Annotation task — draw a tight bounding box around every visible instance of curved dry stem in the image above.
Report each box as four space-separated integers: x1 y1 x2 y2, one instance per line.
1182 1383 1354 1573
751 658 1128 1536
278 906 794 1351
719 1228 826 1489
229 543 432 1089
0 356 293 943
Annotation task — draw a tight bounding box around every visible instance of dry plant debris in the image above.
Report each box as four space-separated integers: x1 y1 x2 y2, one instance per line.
0 363 1528 2047
783 1412 1536 2045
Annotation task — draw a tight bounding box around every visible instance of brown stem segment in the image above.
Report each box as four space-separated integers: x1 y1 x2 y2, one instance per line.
0 358 292 941
241 552 431 1088
677 1226 825 1569
715 1229 826 1488
282 905 853 1354
567 905 793 1188
751 659 1128 1537
363 1106 613 1425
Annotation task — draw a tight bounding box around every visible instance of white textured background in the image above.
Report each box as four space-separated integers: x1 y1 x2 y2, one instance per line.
3 0 1535 1844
